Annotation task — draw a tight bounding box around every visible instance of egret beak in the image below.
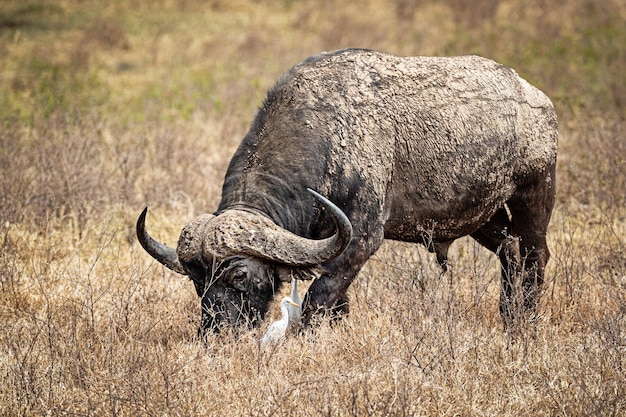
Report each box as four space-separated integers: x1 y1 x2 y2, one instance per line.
287 300 300 307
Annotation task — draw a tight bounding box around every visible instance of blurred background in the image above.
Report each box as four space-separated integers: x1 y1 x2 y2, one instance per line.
1 0 624 229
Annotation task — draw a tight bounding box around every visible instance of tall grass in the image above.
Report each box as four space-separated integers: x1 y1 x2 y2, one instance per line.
1 0 624 415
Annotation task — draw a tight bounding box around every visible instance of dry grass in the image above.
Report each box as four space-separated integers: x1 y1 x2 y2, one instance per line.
1 0 625 415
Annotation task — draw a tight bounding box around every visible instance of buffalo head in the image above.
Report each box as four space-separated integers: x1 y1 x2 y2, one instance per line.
136 189 352 334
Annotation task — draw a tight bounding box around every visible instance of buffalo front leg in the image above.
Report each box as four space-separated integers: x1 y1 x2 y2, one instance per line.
302 273 354 324
301 236 380 325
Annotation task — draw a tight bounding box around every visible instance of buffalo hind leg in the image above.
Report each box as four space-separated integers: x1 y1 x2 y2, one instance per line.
470 206 522 327
506 176 555 326
472 174 555 329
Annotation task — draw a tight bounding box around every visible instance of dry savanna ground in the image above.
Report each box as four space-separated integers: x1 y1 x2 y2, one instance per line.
1 0 625 415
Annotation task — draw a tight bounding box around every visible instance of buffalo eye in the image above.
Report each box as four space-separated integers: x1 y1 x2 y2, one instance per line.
230 268 248 293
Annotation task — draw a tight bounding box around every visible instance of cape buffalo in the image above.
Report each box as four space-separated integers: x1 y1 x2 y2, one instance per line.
137 48 558 334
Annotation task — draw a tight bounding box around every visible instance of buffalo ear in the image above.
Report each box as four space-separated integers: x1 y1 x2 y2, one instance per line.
274 265 322 282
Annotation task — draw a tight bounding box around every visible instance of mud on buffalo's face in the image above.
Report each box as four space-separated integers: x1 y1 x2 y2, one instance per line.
136 189 353 335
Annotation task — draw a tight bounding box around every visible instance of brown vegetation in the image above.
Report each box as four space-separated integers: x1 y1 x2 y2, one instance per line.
0 0 624 415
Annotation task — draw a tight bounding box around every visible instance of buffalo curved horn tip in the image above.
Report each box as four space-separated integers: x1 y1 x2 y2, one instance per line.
136 207 187 275
307 187 353 253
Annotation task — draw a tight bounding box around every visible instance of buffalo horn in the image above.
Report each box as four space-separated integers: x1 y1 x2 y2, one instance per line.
136 207 187 275
204 188 353 266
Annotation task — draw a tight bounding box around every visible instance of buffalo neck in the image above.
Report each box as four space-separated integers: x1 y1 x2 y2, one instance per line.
216 173 315 239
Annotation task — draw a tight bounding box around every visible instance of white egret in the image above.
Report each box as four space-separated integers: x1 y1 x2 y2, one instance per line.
287 278 302 329
260 296 300 351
